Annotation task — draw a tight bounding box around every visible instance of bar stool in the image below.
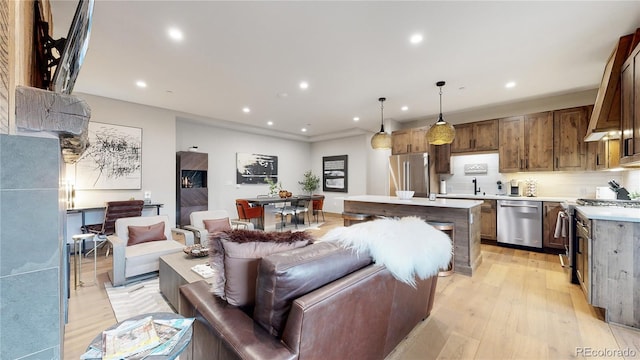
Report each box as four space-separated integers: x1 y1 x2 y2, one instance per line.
342 212 374 226
428 221 455 277
72 233 97 288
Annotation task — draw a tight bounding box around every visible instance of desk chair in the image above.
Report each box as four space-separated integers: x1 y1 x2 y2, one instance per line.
235 199 264 229
82 200 145 257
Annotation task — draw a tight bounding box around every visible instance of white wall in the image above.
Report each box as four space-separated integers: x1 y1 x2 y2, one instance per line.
176 119 311 218
310 134 374 213
68 93 177 225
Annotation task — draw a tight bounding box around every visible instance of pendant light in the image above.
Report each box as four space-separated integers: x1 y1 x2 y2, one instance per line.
426 81 456 145
370 97 392 150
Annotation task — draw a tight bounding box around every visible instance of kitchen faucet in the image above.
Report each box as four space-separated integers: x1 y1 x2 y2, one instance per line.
472 177 481 195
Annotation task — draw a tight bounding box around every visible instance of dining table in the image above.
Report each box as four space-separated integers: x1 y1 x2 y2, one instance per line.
242 195 322 230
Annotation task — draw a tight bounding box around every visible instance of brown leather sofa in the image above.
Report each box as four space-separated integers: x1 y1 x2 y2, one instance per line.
179 242 438 360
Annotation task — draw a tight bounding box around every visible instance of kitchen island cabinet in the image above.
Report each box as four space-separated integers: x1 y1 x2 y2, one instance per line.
343 195 483 276
576 207 640 329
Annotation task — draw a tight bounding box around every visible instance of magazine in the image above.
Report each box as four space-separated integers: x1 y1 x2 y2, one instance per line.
102 316 161 360
79 316 195 360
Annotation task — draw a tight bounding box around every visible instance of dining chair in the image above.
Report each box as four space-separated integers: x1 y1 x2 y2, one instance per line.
235 199 264 229
279 198 309 229
312 195 325 222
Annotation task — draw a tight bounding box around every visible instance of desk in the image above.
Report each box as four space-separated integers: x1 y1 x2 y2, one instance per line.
67 203 164 228
242 196 321 230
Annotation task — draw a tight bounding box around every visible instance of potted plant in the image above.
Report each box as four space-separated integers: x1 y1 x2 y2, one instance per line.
264 177 278 197
298 170 320 195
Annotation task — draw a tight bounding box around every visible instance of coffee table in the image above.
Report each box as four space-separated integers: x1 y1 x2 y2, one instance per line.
159 252 213 310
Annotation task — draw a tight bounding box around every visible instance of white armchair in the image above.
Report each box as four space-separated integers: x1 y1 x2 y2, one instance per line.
184 210 253 244
108 215 194 286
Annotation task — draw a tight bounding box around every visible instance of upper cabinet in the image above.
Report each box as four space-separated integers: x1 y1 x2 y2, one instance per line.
620 41 640 165
499 112 553 172
553 106 589 171
587 139 620 170
433 143 451 174
451 119 498 153
391 127 428 154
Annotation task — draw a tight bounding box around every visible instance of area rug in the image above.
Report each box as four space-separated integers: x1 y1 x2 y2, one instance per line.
264 221 325 233
104 277 174 322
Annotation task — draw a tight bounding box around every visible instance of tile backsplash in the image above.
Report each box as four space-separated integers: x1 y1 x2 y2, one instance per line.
438 153 637 199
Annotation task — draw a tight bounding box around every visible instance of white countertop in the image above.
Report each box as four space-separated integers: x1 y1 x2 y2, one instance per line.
344 195 483 209
438 193 575 202
576 206 640 223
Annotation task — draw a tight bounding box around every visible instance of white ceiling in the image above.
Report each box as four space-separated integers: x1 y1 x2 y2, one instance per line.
50 1 640 142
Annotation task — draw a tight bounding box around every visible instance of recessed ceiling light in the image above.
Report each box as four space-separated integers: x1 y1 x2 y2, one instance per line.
301 128 307 132
267 121 273 126
505 81 516 88
299 81 309 90
353 117 360 122
168 27 183 41
242 107 251 113
136 80 147 88
401 106 408 111
410 33 423 44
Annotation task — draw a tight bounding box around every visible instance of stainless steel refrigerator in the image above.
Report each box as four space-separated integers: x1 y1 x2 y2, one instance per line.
388 153 429 197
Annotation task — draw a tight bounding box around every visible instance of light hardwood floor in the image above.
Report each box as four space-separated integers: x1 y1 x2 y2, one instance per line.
64 214 640 359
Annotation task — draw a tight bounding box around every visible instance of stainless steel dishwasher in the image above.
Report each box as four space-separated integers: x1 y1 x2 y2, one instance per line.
497 200 542 248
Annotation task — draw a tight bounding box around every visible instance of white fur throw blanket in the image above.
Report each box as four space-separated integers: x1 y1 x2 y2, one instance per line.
320 216 452 286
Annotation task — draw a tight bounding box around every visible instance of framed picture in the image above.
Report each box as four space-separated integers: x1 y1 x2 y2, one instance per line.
75 122 142 190
236 153 278 184
323 155 348 192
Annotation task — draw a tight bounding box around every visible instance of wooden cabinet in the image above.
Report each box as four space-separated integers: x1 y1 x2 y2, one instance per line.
451 119 498 153
620 42 640 165
433 144 451 174
176 151 208 227
542 202 566 250
391 127 428 154
480 200 497 241
553 107 589 171
587 139 620 170
498 112 554 172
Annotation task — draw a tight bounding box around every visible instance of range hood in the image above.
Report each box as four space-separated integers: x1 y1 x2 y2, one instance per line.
584 32 636 142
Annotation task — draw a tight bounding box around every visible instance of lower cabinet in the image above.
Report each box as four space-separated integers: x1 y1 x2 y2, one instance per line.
543 202 566 250
480 200 497 241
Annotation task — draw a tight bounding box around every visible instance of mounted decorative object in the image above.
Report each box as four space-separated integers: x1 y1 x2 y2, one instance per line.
75 122 142 189
426 81 456 145
370 97 392 150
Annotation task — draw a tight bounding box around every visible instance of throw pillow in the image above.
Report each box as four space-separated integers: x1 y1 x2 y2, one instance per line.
217 230 313 307
207 233 227 299
127 222 167 246
254 242 372 337
203 218 232 233
320 216 452 286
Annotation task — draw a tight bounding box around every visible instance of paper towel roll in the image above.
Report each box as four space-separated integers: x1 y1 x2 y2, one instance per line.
440 180 447 194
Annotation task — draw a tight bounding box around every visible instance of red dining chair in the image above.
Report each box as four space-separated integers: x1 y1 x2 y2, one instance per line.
235 199 264 229
312 195 325 223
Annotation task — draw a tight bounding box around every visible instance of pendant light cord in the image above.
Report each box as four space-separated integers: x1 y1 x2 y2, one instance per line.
379 97 386 132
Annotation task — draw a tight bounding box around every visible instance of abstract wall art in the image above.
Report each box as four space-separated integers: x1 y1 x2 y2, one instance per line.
323 155 348 192
236 153 278 184
75 122 142 189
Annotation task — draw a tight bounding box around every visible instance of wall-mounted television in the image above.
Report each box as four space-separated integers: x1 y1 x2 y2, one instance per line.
50 0 95 94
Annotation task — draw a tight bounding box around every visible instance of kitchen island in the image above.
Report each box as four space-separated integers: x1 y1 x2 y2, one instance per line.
343 195 483 276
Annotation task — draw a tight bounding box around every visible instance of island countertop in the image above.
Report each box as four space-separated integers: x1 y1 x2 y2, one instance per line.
343 195 483 276
344 195 483 209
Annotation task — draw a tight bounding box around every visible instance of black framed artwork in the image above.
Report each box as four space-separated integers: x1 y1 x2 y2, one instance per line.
323 155 348 192
236 153 278 184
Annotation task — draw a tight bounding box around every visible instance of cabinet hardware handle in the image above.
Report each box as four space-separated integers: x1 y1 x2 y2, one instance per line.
596 154 600 165
526 158 528 169
555 157 558 168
